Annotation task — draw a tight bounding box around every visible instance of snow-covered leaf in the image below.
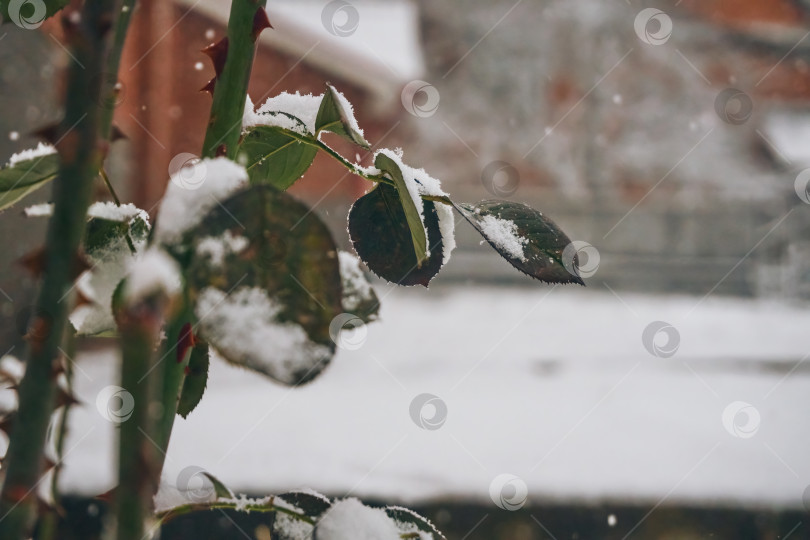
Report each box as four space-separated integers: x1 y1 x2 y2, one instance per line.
0 0 68 27
313 498 401 540
374 153 428 265
338 251 379 323
385 506 446 540
455 200 585 285
315 83 369 148
182 185 342 385
348 184 444 287
177 341 209 419
238 125 318 190
0 149 59 211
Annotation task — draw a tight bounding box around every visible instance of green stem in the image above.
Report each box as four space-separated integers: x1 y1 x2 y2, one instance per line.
294 135 454 206
99 0 136 141
99 168 122 205
0 2 116 539
114 303 165 540
201 0 268 158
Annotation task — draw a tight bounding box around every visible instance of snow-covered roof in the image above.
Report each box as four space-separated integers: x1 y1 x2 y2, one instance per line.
177 0 426 103
760 109 810 167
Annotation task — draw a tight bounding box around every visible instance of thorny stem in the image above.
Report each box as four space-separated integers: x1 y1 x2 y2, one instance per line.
99 0 136 141
0 2 117 539
201 0 268 158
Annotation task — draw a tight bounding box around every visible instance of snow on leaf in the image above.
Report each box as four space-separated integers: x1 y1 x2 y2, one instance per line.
196 230 249 267
338 250 379 322
385 506 445 540
182 185 342 386
67 206 151 335
315 83 369 148
122 248 183 305
313 498 400 540
0 149 59 211
455 200 585 285
248 91 324 135
154 157 248 245
195 287 333 385
349 183 445 287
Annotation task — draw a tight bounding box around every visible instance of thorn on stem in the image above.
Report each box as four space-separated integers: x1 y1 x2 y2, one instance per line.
201 37 229 79
252 8 272 41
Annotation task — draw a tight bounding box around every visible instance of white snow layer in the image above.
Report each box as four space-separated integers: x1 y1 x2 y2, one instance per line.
196 230 249 267
246 92 324 135
24 203 54 217
476 214 527 262
59 287 810 510
332 87 365 139
7 142 56 167
314 498 400 540
194 287 331 385
375 148 455 263
154 157 248 245
69 205 151 335
121 248 182 305
338 250 373 312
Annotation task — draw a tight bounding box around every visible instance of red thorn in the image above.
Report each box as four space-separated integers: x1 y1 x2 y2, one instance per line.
177 323 195 363
200 77 217 96
184 366 191 375
32 122 61 146
17 247 47 277
215 144 228 157
201 37 229 78
252 8 273 41
110 124 128 142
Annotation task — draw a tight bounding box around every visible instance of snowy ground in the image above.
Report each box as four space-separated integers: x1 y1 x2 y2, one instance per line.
59 285 810 511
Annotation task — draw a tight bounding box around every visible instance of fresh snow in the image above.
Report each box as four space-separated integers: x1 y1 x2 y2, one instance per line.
314 498 400 540
23 203 53 217
332 88 365 139
56 287 810 510
7 142 56 167
86 201 149 224
69 204 151 336
247 92 324 135
196 230 249 267
194 287 332 385
154 157 248 245
375 148 455 263
476 214 528 262
121 248 182 305
338 250 374 313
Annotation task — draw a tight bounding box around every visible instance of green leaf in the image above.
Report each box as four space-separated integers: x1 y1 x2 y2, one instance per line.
201 471 232 499
238 124 318 190
348 183 444 287
0 153 59 211
177 341 209 419
0 0 68 27
276 491 332 521
386 506 447 540
315 83 370 148
455 200 585 285
181 185 343 386
374 152 428 265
